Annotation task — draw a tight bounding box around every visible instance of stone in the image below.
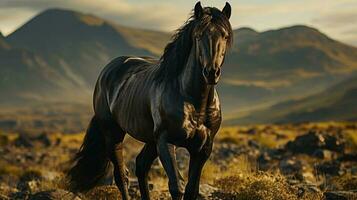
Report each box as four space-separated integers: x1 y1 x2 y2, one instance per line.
285 131 345 155
316 161 341 176
29 189 81 200
324 191 357 200
324 134 345 153
312 149 333 160
199 184 217 199
296 183 321 199
285 131 325 154
279 158 303 179
248 140 260 149
36 133 52 147
17 180 40 193
14 134 33 148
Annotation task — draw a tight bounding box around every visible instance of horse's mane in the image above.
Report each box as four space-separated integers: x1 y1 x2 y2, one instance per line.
155 7 233 83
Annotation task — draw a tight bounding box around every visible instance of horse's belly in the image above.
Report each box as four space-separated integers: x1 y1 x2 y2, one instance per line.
111 87 156 143
123 118 155 143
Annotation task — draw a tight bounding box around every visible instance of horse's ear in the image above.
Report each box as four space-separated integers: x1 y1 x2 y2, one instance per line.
222 2 231 19
194 1 203 19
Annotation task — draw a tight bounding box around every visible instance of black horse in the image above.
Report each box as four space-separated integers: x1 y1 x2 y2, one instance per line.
67 2 232 200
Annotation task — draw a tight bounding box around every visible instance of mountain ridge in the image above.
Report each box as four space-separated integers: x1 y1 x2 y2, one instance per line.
228 74 357 124
1 8 357 122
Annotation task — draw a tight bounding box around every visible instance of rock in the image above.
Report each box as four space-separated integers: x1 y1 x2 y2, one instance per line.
302 171 316 183
324 191 357 200
313 149 333 160
17 180 40 193
286 131 325 154
248 140 260 149
212 143 246 165
0 183 18 200
0 134 9 146
36 133 52 147
279 158 303 180
246 128 257 135
338 153 357 162
0 193 10 200
316 161 341 176
29 189 81 200
9 191 29 200
199 184 217 199
13 133 53 148
285 131 345 155
296 183 321 199
267 148 286 160
19 170 43 183
85 186 120 200
324 134 345 153
14 134 33 148
257 152 272 170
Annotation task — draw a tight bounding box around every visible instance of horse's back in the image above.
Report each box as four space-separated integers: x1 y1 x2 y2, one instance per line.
94 56 159 142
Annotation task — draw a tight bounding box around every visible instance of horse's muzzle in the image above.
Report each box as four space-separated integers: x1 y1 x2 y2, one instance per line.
203 67 221 85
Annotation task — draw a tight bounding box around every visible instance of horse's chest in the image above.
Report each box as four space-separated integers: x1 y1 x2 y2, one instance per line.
181 103 199 135
181 102 219 136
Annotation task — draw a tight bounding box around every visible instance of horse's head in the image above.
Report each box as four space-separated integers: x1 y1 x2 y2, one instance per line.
193 2 232 85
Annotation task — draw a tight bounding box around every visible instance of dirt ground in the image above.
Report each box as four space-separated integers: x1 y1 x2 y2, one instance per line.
0 122 357 199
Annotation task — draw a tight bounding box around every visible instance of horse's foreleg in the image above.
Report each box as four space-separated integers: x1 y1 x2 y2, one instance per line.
184 129 212 200
135 143 158 200
157 132 185 200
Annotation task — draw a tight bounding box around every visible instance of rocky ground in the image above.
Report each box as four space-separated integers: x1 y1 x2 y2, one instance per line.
0 122 357 200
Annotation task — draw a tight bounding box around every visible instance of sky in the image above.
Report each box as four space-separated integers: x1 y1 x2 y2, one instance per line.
0 0 356 46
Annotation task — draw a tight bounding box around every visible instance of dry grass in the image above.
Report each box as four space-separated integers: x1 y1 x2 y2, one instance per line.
328 173 357 191
213 171 323 200
0 163 22 177
345 130 357 152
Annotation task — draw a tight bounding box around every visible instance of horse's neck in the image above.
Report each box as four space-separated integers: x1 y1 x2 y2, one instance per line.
179 46 213 120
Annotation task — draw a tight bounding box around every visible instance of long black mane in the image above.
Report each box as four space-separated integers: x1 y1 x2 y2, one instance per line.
155 7 233 83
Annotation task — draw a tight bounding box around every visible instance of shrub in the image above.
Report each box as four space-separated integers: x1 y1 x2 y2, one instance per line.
212 171 323 200
329 173 357 191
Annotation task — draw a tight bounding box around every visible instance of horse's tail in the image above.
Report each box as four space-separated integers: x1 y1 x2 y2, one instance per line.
67 115 109 192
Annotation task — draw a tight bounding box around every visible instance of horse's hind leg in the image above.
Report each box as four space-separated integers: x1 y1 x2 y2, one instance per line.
135 143 157 200
103 121 130 200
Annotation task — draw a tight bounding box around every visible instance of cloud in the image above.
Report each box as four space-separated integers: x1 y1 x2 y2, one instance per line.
0 0 190 34
0 0 356 46
311 3 357 46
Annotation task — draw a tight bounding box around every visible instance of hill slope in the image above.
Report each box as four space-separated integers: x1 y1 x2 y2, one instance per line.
2 8 357 120
6 9 170 88
229 74 357 124
221 26 357 112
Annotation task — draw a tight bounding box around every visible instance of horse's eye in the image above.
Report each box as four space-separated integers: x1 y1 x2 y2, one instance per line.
224 36 229 40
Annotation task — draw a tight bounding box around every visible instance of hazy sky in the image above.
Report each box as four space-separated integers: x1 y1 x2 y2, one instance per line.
0 0 356 46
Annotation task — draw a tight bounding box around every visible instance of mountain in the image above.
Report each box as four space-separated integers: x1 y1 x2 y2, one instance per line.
6 8 170 89
2 9 170 106
1 8 357 121
229 74 357 124
0 32 10 48
221 25 357 110
0 38 86 105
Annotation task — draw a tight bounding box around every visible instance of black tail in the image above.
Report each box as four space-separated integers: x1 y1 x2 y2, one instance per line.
67 116 109 192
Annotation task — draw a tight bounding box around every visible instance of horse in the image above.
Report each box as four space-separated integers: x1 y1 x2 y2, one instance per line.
67 2 233 200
